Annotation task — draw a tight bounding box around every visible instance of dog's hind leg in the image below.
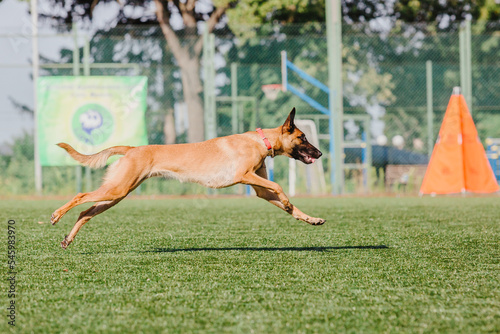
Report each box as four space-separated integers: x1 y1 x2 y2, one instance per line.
60 199 122 249
51 158 146 225
50 185 128 225
249 166 326 226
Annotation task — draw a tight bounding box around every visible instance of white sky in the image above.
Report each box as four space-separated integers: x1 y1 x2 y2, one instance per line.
0 0 123 146
0 0 34 145
0 0 188 146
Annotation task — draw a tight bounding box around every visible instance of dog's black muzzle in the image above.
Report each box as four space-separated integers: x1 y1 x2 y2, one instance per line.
293 144 322 164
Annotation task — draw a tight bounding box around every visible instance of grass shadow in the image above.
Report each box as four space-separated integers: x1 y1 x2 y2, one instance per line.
143 245 389 253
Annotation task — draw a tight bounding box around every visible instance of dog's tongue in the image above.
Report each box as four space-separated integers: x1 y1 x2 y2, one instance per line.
310 157 315 163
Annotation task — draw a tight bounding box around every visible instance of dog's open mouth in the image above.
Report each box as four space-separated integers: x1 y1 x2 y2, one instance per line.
303 155 316 164
293 146 322 165
300 154 317 164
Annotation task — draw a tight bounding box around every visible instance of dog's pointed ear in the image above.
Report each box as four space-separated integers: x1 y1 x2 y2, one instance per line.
282 108 296 134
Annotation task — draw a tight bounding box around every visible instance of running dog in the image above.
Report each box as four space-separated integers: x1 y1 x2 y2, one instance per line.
51 108 325 249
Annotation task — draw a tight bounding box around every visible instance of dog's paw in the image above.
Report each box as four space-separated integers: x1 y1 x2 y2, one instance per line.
60 236 71 250
307 217 326 226
51 211 62 225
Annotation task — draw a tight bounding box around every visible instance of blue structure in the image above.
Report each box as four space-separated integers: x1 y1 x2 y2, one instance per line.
281 51 369 192
283 60 330 115
486 138 500 183
282 51 339 191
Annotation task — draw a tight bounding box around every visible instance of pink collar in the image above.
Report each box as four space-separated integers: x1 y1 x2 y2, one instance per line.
256 128 274 156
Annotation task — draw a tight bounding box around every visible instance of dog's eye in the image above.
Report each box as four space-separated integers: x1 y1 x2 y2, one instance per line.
301 135 307 141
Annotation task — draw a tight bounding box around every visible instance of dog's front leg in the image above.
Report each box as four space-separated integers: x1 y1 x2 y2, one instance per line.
241 172 293 210
242 170 326 226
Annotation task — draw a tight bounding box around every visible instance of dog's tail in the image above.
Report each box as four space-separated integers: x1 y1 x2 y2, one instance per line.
57 143 134 169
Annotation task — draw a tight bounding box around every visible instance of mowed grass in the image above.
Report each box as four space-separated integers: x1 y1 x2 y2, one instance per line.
1 196 499 333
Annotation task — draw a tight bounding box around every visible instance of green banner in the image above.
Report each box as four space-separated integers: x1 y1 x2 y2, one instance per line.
37 76 148 166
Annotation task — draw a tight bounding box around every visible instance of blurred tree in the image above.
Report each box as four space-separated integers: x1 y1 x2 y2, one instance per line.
36 25 179 145
32 0 499 145
224 2 397 141
89 26 178 145
37 0 236 143
394 0 500 25
226 0 498 29
223 0 499 150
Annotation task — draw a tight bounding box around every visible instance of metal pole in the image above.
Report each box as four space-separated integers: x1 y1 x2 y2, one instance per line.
459 21 472 111
203 29 209 136
83 35 92 191
83 35 90 76
209 34 216 137
281 50 295 194
362 131 367 190
426 60 434 157
326 0 344 194
73 22 82 193
333 0 344 195
459 26 465 96
281 51 288 92
31 0 42 195
203 30 216 195
203 30 216 140
326 0 335 194
365 117 372 194
465 20 472 112
231 63 238 134
72 23 80 76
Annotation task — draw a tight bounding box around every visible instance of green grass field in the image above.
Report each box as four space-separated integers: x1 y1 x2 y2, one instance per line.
1 196 499 333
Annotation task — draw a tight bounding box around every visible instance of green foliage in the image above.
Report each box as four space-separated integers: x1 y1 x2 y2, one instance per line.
225 0 326 35
0 133 76 195
218 20 500 157
394 0 488 24
226 0 499 33
475 112 500 140
2 197 498 332
0 133 34 194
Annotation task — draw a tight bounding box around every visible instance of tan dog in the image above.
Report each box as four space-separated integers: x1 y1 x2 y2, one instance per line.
51 108 325 249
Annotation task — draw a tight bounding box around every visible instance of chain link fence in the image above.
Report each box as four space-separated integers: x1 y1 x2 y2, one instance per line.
1 22 499 196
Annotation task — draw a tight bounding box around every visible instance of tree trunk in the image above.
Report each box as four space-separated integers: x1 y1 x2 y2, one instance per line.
179 56 204 143
154 0 229 143
163 107 176 144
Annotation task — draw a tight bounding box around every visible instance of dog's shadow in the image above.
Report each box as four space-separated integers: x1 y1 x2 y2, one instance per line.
143 245 389 253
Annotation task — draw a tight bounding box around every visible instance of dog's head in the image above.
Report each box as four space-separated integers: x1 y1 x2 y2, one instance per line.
280 108 322 164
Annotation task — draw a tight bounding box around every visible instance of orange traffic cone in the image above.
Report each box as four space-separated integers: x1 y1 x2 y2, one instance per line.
420 87 499 195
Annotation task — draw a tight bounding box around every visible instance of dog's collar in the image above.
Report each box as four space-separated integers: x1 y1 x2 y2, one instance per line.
256 128 274 157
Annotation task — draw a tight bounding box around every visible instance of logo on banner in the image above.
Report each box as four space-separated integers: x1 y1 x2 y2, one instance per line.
72 103 114 145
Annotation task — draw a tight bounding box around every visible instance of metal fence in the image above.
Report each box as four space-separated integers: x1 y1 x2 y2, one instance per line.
1 22 499 196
